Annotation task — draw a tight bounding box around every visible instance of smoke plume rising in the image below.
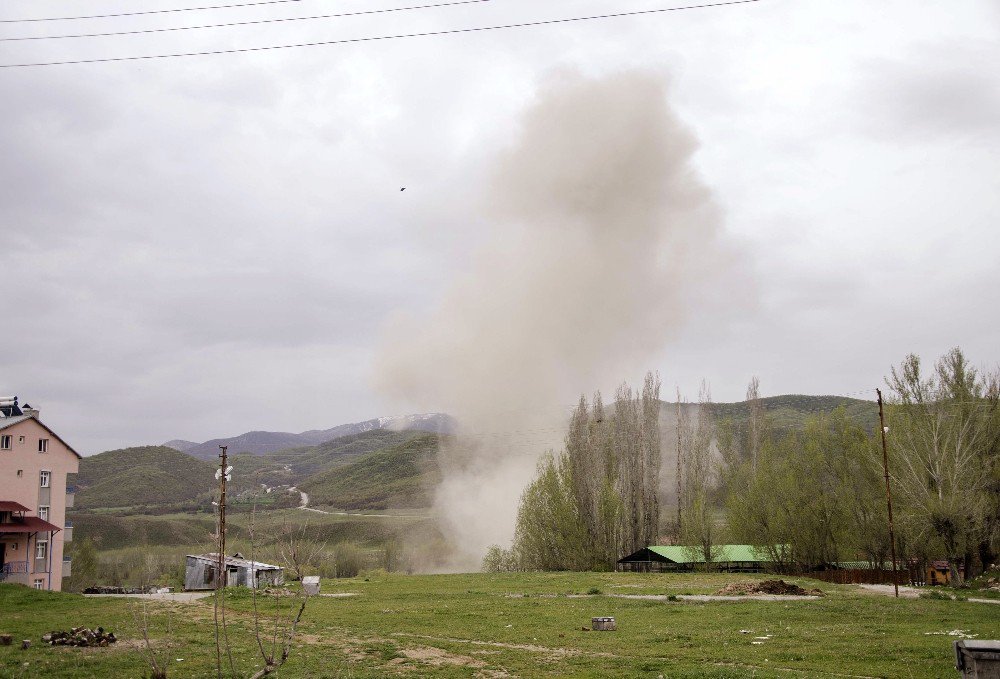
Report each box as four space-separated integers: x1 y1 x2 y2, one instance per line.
376 69 738 570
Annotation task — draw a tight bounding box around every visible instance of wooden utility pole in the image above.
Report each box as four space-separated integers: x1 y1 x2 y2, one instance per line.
217 445 229 586
876 389 900 598
675 389 683 539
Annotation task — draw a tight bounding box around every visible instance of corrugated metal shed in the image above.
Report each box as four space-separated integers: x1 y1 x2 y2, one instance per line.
184 553 284 591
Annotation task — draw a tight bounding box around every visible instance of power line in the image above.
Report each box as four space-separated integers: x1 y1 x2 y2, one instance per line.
1 0 495 42
0 0 764 69
0 0 307 23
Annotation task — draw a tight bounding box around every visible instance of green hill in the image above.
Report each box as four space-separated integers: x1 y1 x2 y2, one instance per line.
73 446 216 509
228 429 416 490
299 433 443 510
706 394 878 432
267 429 414 476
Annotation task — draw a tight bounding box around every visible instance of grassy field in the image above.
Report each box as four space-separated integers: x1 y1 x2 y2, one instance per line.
2 571 996 678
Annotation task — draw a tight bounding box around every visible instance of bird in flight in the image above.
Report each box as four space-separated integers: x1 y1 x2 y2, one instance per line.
400 187 406 191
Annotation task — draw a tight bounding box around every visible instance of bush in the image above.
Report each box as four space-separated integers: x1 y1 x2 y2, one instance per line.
334 543 364 578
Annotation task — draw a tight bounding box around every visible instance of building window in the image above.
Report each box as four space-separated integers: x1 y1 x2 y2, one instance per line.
0 435 11 450
17 469 23 477
33 579 44 590
38 438 49 453
40 470 51 488
36 540 48 560
39 506 50 521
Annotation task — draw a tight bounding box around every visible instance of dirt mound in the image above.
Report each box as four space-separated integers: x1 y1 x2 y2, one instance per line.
716 580 823 596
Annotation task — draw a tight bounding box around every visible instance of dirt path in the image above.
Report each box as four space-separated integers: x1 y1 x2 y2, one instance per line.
83 592 211 602
857 584 999 605
557 593 820 602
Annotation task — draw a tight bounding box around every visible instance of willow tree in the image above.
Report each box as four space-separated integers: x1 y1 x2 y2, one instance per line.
885 348 1000 580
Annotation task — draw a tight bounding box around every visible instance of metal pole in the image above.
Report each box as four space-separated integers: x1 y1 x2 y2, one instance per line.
676 389 683 539
876 389 899 598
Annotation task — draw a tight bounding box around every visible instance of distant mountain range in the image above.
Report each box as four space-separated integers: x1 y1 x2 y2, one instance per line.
167 413 456 460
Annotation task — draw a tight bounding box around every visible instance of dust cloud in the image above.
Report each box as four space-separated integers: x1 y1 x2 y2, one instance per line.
376 69 740 570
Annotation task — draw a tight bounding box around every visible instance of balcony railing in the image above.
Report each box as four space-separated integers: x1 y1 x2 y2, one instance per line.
0 561 29 582
62 557 72 578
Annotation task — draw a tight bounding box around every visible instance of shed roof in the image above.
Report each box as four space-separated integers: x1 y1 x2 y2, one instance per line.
621 545 774 564
187 553 282 570
0 501 31 512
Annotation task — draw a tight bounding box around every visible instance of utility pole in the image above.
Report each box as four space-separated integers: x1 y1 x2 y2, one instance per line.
675 389 683 540
217 445 228 587
876 389 900 598
214 445 233 679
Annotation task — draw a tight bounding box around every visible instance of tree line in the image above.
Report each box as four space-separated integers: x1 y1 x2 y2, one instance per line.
485 349 1000 580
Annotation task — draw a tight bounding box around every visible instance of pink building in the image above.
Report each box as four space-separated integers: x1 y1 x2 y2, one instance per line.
0 396 79 590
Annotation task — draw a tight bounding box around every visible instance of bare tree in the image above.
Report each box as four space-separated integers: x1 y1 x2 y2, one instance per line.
745 376 764 473
679 381 720 563
275 520 327 581
246 493 313 678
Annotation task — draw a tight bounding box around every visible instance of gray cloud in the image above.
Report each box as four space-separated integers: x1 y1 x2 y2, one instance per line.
0 0 998 458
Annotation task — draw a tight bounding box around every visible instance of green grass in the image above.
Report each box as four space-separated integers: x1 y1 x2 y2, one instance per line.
3 572 996 678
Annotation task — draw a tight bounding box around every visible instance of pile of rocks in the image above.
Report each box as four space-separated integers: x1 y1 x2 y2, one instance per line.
42 627 117 647
716 579 824 596
83 585 153 595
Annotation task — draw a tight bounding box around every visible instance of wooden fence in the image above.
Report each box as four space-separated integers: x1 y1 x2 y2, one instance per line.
804 566 924 586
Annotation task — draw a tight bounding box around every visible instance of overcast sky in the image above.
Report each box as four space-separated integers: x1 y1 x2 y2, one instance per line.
2 0 998 455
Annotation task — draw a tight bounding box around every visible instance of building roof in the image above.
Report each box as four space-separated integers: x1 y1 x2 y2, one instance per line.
0 415 81 459
0 415 32 430
620 544 774 564
0 516 62 533
0 501 32 512
187 553 282 570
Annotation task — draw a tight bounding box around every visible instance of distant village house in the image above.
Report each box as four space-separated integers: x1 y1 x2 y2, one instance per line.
0 396 79 591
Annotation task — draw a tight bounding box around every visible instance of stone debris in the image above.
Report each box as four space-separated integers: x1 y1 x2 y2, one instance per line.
21 640 30 650
924 630 978 639
42 627 118 647
0 634 12 646
83 585 156 595
716 580 824 597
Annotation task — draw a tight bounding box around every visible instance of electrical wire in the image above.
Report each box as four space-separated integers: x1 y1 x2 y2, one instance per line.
0 0 308 23
0 0 764 69
1 0 495 42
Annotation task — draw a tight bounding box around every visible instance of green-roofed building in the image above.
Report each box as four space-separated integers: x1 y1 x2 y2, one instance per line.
616 545 775 573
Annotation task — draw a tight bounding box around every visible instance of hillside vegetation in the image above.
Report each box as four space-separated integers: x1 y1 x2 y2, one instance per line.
75 396 874 514
707 394 878 432
300 433 442 509
73 446 216 509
